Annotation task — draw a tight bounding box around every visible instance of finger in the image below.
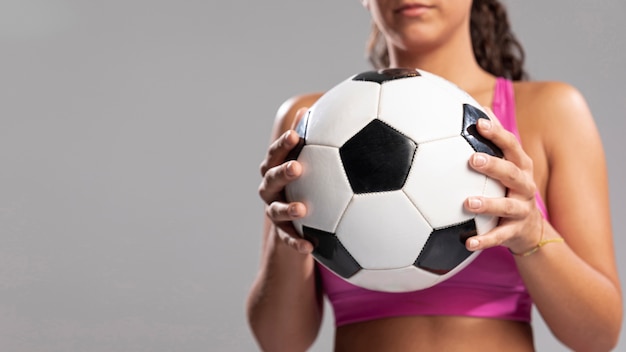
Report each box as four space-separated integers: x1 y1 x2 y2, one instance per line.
469 153 536 197
277 229 314 254
475 115 532 171
465 195 531 220
258 160 302 203
465 226 511 251
482 107 500 124
259 130 301 177
265 201 306 222
465 216 543 253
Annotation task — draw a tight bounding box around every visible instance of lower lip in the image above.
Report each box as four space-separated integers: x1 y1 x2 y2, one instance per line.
398 6 431 17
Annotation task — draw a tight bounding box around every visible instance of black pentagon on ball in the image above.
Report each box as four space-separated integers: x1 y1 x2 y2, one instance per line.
352 68 421 85
302 226 361 278
340 119 417 194
462 104 504 158
414 219 477 275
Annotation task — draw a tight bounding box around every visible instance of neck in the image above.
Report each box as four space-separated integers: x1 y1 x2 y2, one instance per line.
386 28 494 97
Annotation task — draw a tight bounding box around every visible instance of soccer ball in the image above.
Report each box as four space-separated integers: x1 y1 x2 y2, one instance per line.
285 68 505 292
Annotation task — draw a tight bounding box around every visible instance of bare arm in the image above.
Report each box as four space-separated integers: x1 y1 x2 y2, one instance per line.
247 94 324 352
520 83 621 351
464 82 622 351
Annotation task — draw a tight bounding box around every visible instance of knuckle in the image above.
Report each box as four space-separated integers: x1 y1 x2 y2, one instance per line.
265 203 279 220
258 176 275 201
527 183 538 198
505 129 518 145
523 202 535 218
521 154 534 171
284 236 297 249
509 166 522 182
258 185 270 203
259 160 269 176
265 166 279 185
503 200 516 217
279 233 290 246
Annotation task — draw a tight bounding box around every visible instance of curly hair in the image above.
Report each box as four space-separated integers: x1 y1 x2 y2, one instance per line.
366 0 528 80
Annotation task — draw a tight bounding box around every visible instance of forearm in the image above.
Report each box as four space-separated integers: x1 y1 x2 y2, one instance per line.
515 223 622 351
247 226 322 351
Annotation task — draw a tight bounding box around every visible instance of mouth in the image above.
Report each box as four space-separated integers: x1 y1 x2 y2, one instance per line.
394 2 433 15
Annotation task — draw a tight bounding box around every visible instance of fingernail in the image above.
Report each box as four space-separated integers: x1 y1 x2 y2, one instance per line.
289 204 300 217
479 118 492 130
285 161 295 177
468 238 480 250
468 197 482 209
472 154 487 167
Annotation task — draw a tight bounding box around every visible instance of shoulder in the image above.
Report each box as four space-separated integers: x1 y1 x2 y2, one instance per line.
513 80 600 161
513 80 590 117
513 80 595 136
512 81 595 134
272 93 324 136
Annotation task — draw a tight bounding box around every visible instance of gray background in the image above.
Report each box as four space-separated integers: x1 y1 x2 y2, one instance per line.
0 0 624 351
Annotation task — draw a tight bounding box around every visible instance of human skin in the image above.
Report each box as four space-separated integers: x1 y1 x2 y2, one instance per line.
248 1 622 351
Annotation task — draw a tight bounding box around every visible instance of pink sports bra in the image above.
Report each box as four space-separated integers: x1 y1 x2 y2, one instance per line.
318 77 547 327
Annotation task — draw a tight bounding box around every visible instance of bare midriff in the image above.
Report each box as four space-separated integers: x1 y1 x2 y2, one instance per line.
335 315 534 352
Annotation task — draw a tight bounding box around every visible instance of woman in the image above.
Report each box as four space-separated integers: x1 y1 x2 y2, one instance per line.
248 1 622 351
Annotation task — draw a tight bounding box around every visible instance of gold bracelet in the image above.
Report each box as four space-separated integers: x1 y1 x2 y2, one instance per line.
509 218 565 257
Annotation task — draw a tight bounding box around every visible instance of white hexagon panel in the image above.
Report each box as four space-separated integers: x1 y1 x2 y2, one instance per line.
403 136 484 229
285 145 353 234
336 191 432 270
305 78 381 148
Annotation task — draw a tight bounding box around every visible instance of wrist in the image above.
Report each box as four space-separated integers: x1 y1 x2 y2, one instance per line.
508 215 544 255
509 216 564 257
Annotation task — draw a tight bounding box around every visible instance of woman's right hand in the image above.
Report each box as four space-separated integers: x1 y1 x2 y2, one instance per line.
258 108 314 254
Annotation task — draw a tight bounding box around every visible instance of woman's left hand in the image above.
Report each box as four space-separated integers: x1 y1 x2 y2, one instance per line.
463 108 544 254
